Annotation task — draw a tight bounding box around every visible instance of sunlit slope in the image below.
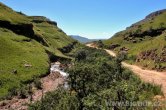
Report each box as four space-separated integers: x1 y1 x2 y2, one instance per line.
0 2 76 99
104 9 166 71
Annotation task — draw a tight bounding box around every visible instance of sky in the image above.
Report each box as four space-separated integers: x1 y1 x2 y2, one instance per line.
1 0 166 39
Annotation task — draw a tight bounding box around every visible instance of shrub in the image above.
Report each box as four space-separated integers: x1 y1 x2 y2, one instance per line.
7 86 18 99
75 49 87 61
160 22 164 28
34 78 42 90
29 46 163 110
127 55 137 62
97 40 104 48
29 88 80 110
117 52 127 62
19 85 28 99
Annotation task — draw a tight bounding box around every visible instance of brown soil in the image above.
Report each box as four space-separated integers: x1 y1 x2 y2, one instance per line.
0 72 65 110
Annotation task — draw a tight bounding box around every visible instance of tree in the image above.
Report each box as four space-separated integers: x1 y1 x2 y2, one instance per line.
75 50 86 61
97 40 104 48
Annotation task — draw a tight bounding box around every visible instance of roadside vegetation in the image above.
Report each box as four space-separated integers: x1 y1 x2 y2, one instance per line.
29 45 163 110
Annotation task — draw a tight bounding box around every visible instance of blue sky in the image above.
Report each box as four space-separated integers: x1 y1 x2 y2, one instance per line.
1 0 166 39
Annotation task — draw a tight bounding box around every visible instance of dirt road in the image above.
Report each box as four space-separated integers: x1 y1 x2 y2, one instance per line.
87 43 166 97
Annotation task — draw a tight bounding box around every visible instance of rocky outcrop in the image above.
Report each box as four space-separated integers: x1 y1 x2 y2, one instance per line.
146 9 166 19
58 41 77 53
137 49 158 61
32 20 57 26
127 28 165 40
128 9 166 28
123 28 166 43
109 44 120 50
0 20 49 46
30 16 57 26
120 47 129 52
136 48 166 71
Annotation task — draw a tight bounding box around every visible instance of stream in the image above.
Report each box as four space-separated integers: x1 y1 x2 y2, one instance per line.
0 61 69 110
50 62 69 89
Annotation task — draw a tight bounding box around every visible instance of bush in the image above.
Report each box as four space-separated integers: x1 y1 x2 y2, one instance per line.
34 78 42 90
19 85 28 99
127 55 137 62
28 46 163 110
75 50 87 61
29 88 80 110
97 40 104 48
7 86 18 99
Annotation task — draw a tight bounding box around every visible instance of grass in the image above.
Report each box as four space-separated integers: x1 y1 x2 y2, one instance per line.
0 3 76 99
33 22 74 49
0 28 49 98
33 21 75 59
0 3 30 24
104 11 166 70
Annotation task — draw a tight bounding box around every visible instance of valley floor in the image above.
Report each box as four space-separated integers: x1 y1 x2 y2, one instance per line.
87 43 166 97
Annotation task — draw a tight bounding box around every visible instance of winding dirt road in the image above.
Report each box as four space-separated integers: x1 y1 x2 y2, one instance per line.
87 43 166 97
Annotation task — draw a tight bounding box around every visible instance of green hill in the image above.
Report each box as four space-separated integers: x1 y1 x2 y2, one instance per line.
104 9 166 71
0 2 76 99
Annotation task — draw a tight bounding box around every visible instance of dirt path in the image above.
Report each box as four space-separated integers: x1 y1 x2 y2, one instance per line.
87 43 166 97
0 72 65 110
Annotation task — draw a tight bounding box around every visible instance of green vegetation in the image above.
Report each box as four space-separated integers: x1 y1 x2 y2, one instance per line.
29 46 163 110
0 28 49 99
0 3 30 24
34 78 42 90
96 40 104 48
0 3 76 99
0 2 165 109
104 10 166 71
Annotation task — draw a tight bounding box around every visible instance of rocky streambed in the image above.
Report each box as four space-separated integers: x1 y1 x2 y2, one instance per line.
0 62 69 110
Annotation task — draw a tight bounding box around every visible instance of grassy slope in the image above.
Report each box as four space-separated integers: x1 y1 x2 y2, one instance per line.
0 3 30 24
0 28 49 98
104 11 166 70
0 3 75 99
32 21 74 58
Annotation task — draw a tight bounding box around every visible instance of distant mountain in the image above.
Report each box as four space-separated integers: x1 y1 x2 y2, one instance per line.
70 35 104 43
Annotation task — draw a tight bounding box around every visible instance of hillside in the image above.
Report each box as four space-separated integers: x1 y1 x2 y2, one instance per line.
104 9 166 71
0 2 76 99
70 35 103 43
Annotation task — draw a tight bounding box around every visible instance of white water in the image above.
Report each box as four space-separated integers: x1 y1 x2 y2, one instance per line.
50 62 69 77
50 62 69 89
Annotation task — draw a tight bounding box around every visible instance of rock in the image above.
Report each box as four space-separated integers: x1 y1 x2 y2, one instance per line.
12 69 17 74
24 64 32 68
0 101 7 106
0 20 49 46
136 58 140 62
137 49 160 62
50 71 61 79
120 47 129 51
132 40 137 43
58 42 77 53
146 9 166 19
109 44 120 50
